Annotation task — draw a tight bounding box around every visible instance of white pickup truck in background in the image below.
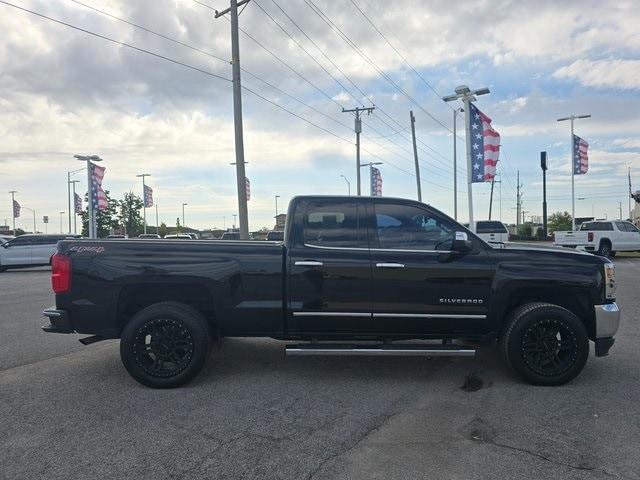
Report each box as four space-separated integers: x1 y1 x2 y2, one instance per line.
465 220 510 244
554 220 640 258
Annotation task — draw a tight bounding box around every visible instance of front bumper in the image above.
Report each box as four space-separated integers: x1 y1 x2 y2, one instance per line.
593 302 620 357
42 308 74 334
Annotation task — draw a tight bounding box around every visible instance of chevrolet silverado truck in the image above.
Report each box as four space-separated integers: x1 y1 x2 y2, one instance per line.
554 220 640 258
43 196 620 388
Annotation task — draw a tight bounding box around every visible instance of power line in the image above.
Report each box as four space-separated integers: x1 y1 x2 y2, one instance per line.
266 0 371 105
302 0 452 133
253 0 360 106
346 0 449 108
1 0 231 83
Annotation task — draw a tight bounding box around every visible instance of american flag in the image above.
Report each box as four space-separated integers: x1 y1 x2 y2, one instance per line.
74 193 83 214
90 162 108 210
245 177 251 201
469 103 500 183
573 134 589 175
143 184 154 208
12 199 20 218
371 167 382 196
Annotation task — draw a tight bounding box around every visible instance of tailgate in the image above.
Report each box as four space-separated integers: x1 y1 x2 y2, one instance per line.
554 231 588 246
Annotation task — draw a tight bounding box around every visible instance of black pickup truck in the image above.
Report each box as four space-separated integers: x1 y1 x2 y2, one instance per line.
43 196 620 388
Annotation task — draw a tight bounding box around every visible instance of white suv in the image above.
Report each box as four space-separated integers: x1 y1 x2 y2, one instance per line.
0 234 80 272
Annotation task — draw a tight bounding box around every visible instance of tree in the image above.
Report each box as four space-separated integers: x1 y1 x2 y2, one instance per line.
548 211 573 233
79 190 119 238
517 223 533 238
118 192 144 237
159 222 168 238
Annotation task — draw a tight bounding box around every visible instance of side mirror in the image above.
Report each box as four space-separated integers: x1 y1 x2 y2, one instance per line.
452 232 472 252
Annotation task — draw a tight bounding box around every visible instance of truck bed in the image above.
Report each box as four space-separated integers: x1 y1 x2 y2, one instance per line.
56 239 286 338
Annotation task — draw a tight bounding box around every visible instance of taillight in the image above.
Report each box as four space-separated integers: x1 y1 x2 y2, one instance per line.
51 253 71 294
588 232 594 242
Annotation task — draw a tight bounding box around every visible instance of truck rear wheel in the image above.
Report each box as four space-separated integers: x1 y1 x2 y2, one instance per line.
501 302 588 386
597 241 612 258
120 301 211 388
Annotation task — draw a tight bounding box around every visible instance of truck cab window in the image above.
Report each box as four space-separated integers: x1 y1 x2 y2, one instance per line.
374 203 455 251
303 201 365 248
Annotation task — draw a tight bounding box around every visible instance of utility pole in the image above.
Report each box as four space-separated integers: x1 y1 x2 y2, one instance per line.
629 167 633 220
274 195 280 221
541 151 548 237
136 173 151 234
66 167 83 233
619 202 623 220
155 204 159 234
557 114 591 230
443 85 491 232
516 170 522 228
215 0 251 240
9 192 16 236
342 106 375 195
409 111 422 202
488 178 501 220
488 178 495 220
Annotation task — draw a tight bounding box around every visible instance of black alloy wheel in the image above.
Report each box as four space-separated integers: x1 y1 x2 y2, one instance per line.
521 318 577 377
120 301 211 388
501 302 589 386
133 318 195 378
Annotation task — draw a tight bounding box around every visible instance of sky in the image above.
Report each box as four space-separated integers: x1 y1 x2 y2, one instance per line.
1 0 639 232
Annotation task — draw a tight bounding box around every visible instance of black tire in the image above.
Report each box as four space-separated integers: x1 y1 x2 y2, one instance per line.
120 301 211 388
597 241 612 258
500 302 589 386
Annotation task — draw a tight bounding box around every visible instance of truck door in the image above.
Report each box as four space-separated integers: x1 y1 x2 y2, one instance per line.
287 198 372 335
369 199 495 335
1 235 34 266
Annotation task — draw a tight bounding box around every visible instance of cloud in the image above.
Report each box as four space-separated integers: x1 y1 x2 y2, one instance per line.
553 59 640 90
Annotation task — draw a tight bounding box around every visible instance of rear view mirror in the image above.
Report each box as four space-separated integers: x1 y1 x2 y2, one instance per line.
452 232 472 252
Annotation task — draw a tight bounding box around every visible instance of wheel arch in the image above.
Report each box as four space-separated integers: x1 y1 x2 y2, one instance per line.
116 282 219 336
498 287 596 339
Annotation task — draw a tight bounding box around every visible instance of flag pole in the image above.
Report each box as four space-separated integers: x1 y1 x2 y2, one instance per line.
463 97 474 229
557 114 590 231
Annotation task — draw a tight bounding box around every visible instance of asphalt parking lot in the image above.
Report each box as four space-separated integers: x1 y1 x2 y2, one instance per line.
1 262 639 480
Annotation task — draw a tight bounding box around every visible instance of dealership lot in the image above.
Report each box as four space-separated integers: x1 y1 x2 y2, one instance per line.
1 262 640 480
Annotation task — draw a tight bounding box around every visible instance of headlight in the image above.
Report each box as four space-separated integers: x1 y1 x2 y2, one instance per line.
604 262 616 300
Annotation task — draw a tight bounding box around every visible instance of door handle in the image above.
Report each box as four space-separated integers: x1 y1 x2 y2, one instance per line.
295 260 324 267
376 262 405 268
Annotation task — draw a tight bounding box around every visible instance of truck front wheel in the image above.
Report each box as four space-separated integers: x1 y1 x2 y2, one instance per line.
120 301 211 388
501 302 589 386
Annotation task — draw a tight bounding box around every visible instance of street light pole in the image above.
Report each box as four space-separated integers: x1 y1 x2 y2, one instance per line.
557 114 591 231
451 107 463 220
443 86 491 232
67 167 84 234
409 110 422 202
9 190 16 234
182 203 187 230
274 195 280 220
74 154 103 238
340 175 351 196
136 173 151 234
22 206 36 233
69 180 80 234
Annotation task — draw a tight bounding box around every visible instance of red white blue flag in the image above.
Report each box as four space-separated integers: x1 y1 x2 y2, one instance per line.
573 134 589 174
245 177 251 201
90 162 108 210
469 103 500 183
371 167 382 196
74 193 83 214
12 199 20 218
143 184 153 208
